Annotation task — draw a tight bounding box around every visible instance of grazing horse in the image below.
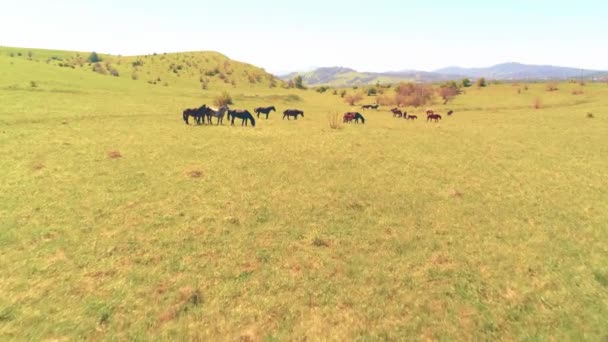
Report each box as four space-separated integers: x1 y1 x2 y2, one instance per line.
206 105 229 125
228 109 256 127
427 114 442 122
407 115 418 120
283 109 304 120
362 104 379 110
392 109 404 118
183 105 206 125
343 112 356 123
447 110 454 116
254 106 276 119
344 112 366 124
361 104 372 110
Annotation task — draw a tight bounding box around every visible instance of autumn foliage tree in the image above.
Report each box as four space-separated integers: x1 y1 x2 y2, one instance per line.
438 81 461 104
394 83 434 107
344 92 364 106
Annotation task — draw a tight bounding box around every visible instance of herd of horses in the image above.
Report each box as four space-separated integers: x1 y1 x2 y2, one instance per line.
182 105 305 127
390 107 454 122
183 102 454 127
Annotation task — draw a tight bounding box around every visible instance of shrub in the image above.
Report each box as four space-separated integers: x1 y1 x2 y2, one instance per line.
533 97 542 109
462 78 472 87
294 75 305 89
586 112 594 118
332 90 338 95
316 86 330 93
213 91 233 107
132 60 144 67
344 92 364 106
340 90 347 98
87 52 101 63
438 81 461 104
476 77 487 87
92 63 107 75
109 68 120 77
546 83 559 91
30 81 37 88
394 83 434 107
572 88 584 95
367 87 377 96
327 112 342 129
376 94 396 106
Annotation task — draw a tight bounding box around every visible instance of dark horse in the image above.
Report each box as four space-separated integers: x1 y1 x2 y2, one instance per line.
183 105 206 125
283 109 304 120
254 106 276 119
362 104 379 110
228 109 256 127
344 112 365 124
407 115 418 120
427 114 442 122
447 110 454 116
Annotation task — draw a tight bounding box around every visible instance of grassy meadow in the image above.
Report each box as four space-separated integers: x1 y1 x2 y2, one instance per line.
1 47 607 340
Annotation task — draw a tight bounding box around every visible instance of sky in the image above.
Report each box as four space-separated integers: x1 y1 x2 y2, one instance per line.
1 0 607 74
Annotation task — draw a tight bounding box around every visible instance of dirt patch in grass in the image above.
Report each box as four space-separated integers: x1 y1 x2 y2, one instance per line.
448 188 464 198
312 238 330 247
106 150 122 159
31 162 45 171
184 169 203 178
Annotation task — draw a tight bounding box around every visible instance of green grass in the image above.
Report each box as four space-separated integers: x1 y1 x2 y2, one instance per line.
1 48 607 340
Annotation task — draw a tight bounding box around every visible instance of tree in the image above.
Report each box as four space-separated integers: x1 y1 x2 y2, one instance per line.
476 77 487 87
344 92 364 106
294 75 305 89
438 82 461 104
87 52 102 63
394 83 434 107
462 78 472 87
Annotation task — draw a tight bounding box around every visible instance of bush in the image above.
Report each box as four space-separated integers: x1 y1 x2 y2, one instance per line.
92 63 107 75
572 88 584 95
30 81 37 88
87 52 102 63
294 75 305 89
546 83 559 91
213 91 233 107
316 86 330 93
476 77 487 87
340 90 347 98
462 78 472 87
344 92 364 106
533 97 542 109
131 72 139 80
132 60 144 67
376 94 396 106
327 112 342 129
367 88 377 96
394 83 434 107
438 81 461 104
109 68 120 77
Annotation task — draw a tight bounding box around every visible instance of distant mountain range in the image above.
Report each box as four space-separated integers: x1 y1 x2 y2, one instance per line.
278 63 606 87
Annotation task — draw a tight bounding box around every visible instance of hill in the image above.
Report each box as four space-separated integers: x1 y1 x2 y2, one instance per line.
280 63 607 87
0 46 282 91
434 62 603 81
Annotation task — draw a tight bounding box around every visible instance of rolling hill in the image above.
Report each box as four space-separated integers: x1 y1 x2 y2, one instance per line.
0 46 283 91
280 63 606 87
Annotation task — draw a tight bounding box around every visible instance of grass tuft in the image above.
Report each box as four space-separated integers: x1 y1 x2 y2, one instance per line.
106 150 122 159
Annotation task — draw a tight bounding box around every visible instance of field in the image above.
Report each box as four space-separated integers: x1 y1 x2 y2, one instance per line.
1 47 607 340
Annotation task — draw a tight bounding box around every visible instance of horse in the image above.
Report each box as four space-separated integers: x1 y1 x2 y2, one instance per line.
283 109 304 120
228 109 256 127
392 109 404 118
183 105 206 125
426 109 434 116
369 104 379 110
343 112 356 123
254 106 276 119
205 105 229 125
361 105 373 110
427 114 442 122
447 110 454 116
344 112 366 124
407 115 418 120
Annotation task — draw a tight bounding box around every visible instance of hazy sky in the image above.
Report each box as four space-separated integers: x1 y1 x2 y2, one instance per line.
2 0 606 74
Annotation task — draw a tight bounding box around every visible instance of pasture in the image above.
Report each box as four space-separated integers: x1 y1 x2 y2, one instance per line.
1 48 607 340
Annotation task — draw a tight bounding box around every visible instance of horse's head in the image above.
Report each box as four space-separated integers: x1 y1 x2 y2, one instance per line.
299 110 304 117
270 106 276 112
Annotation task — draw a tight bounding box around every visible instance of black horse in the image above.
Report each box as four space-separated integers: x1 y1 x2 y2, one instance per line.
362 104 379 110
283 109 304 120
353 112 365 124
228 109 256 127
254 106 276 119
183 105 206 125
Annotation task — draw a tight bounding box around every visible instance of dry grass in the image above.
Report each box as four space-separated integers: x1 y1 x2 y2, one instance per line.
533 97 543 109
327 112 343 129
546 83 559 91
572 88 584 95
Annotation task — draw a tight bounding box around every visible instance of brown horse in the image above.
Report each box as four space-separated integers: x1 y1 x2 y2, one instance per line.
407 115 418 120
447 110 454 116
343 112 356 123
427 114 442 122
392 109 404 118
283 109 304 120
426 109 434 116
